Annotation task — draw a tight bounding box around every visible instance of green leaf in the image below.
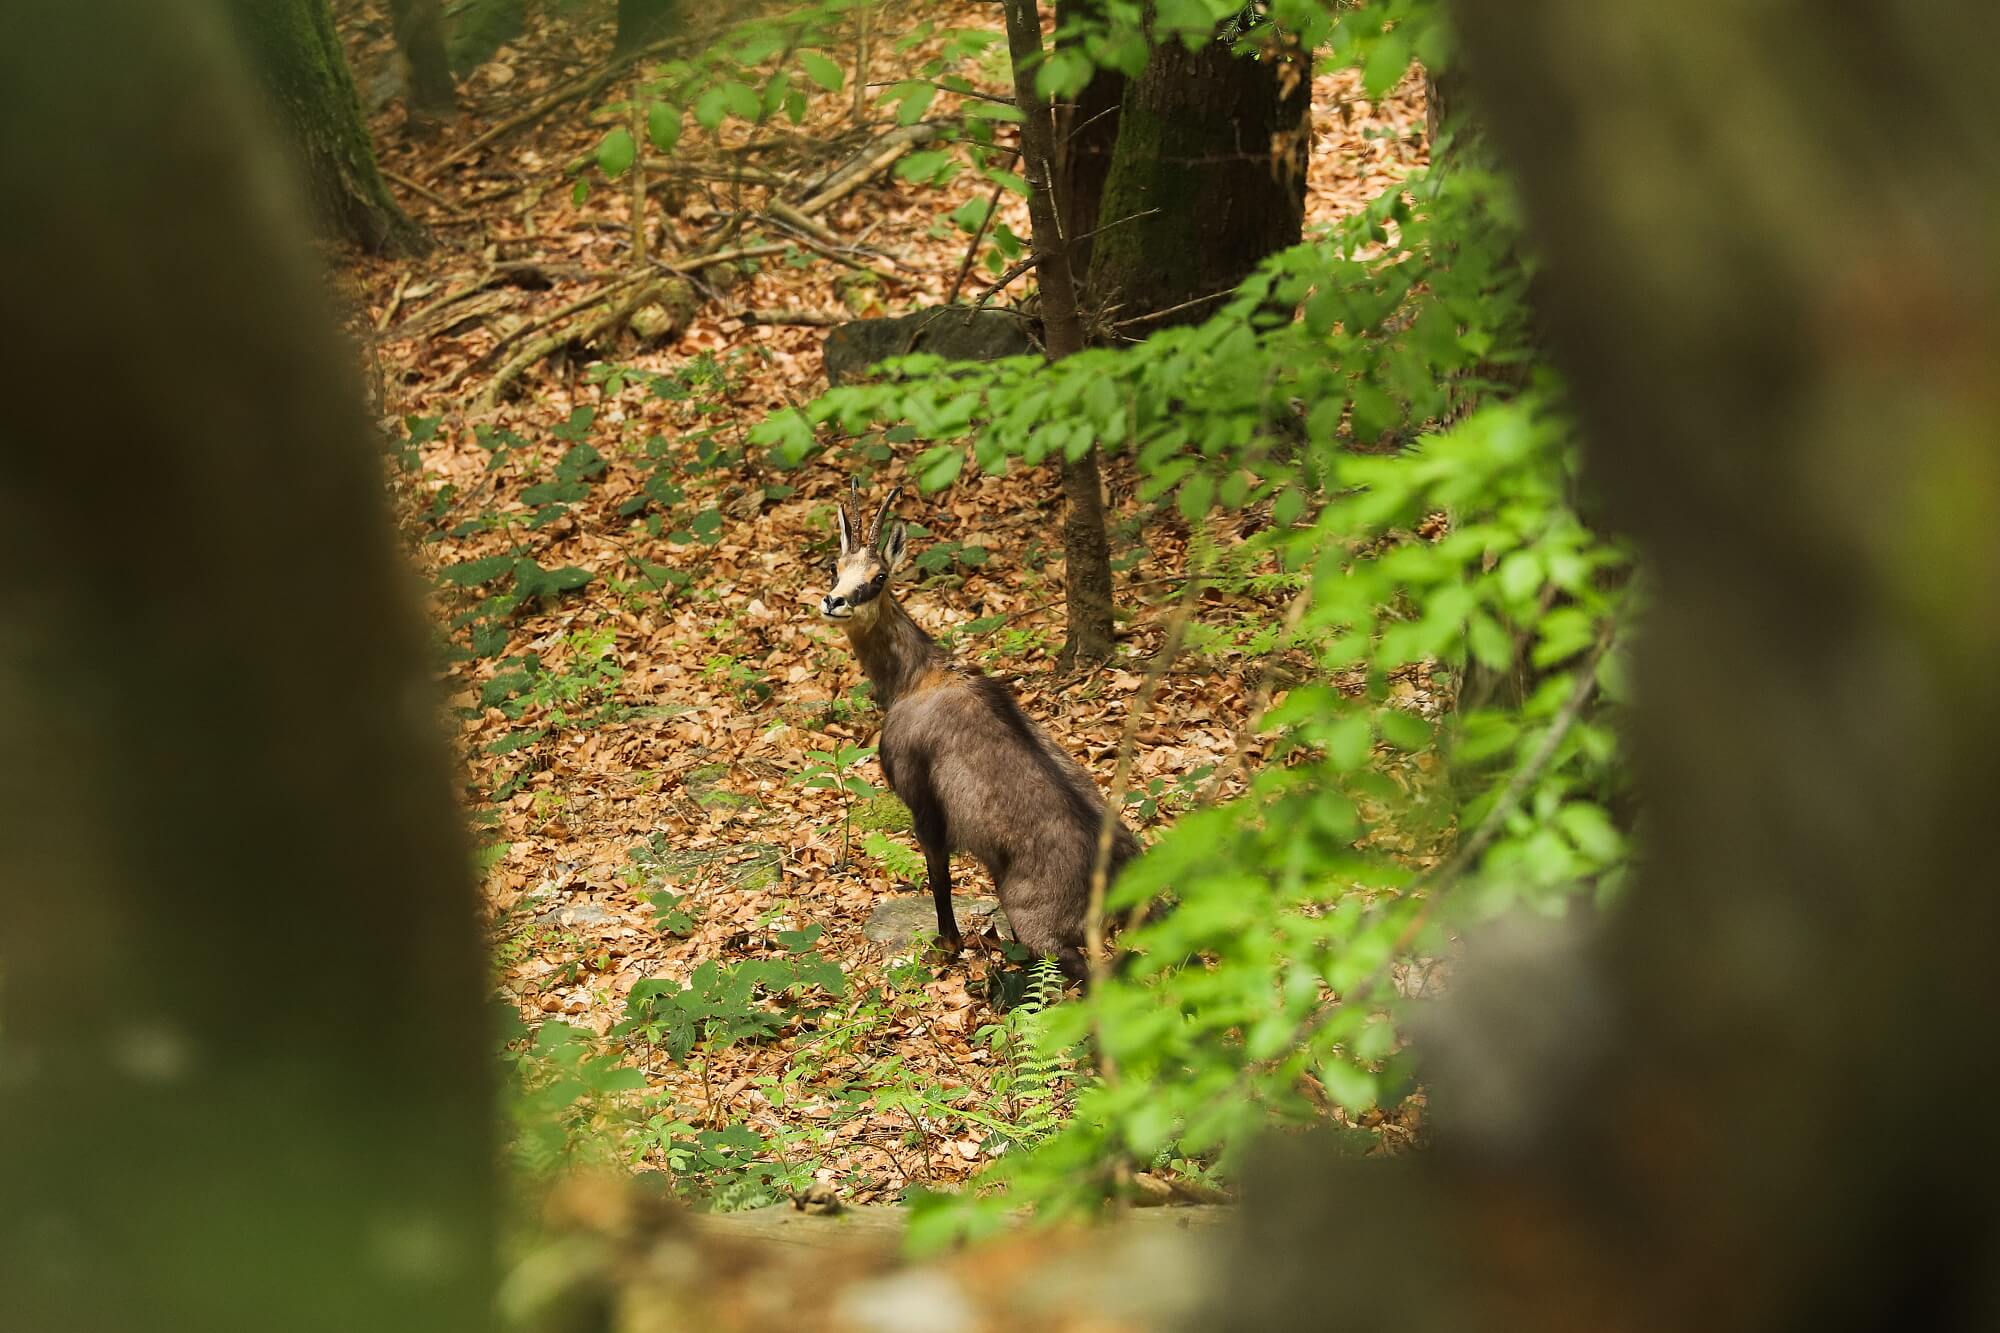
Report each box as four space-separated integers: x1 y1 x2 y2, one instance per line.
440 555 515 587
723 81 762 122
694 86 729 130
485 729 544 756
894 149 955 184
514 560 594 599
1376 708 1432 752
1324 712 1373 771
596 126 635 179
1363 28 1414 98
1558 802 1624 862
646 102 682 154
1497 549 1542 603
918 446 964 492
1177 472 1214 522
1319 1057 1378 1114
1467 611 1512 671
798 49 844 93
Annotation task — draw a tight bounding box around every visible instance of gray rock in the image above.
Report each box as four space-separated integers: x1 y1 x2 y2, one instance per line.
533 900 618 929
863 893 1010 947
823 307 1039 386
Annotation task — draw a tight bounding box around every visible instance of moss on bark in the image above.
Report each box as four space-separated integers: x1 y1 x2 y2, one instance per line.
1086 30 1310 335
230 0 428 255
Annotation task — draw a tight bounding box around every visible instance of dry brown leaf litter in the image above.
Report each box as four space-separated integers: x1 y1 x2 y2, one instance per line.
337 0 1431 1200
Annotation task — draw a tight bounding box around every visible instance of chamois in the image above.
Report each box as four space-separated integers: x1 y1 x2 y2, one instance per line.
819 486 1138 984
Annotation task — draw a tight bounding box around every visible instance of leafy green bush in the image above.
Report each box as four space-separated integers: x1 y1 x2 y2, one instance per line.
752 0 1635 1242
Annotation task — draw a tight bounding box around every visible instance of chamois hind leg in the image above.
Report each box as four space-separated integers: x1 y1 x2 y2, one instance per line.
1001 882 1090 989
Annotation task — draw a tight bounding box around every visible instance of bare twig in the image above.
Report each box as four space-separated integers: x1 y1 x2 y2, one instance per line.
375 270 413 333
947 177 1007 306
431 27 703 175
867 78 1016 108
628 93 648 266
1086 571 1206 997
384 168 473 219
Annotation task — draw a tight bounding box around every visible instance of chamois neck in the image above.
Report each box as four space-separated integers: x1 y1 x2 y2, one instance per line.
845 592 945 709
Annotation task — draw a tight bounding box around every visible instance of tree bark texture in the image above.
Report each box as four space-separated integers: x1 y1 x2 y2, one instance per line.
1087 28 1311 335
1052 0 1127 295
229 0 428 255
1003 0 1117 667
0 5 491 1332
389 0 457 115
616 0 681 56
1211 3 2000 1331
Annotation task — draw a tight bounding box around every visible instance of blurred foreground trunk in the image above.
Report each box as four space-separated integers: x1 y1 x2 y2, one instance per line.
0 5 490 1332
1213 3 2000 1330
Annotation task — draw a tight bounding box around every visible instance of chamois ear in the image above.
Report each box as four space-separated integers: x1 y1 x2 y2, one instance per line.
880 521 909 573
835 502 855 555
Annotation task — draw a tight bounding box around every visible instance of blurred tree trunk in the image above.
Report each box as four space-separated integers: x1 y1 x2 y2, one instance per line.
0 4 490 1332
446 0 524 73
389 0 457 117
1052 0 1126 291
229 0 428 255
616 0 680 56
1086 22 1311 336
1213 2 2000 1330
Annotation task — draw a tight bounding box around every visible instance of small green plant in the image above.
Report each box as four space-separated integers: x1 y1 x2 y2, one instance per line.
862 830 926 884
796 742 878 865
497 1016 648 1176
976 958 1074 1153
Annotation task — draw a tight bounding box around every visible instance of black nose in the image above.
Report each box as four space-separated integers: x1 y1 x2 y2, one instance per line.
823 594 845 612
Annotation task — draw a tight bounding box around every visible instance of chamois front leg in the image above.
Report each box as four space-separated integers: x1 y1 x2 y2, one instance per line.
923 841 962 959
899 760 961 959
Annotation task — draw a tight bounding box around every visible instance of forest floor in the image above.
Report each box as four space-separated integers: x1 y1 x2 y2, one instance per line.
334 0 1429 1213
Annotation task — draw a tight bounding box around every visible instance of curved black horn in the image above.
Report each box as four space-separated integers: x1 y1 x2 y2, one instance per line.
868 486 902 545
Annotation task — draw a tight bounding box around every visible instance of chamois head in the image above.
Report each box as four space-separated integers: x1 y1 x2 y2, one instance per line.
820 483 909 626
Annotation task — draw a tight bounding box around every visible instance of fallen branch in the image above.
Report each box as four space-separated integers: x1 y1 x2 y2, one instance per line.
375 271 413 333
384 168 473 219
798 123 940 215
731 308 846 327
431 25 709 176
472 275 682 412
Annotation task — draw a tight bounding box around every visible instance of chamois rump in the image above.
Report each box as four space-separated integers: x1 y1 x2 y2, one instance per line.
819 486 1138 984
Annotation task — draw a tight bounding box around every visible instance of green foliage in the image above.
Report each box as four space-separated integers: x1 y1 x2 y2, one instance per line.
758 0 1634 1239
862 829 926 884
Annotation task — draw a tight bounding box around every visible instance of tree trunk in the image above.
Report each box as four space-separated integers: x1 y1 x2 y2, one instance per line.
389 0 457 117
0 5 490 1332
446 0 524 73
229 0 428 255
1003 0 1119 668
616 0 681 56
1052 0 1127 297
1213 2 2000 1330
1087 25 1311 335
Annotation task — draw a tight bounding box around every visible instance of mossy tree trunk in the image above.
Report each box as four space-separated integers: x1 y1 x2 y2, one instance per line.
616 0 680 55
0 4 489 1331
1087 23 1311 335
1052 0 1127 293
389 0 457 116
1211 2 2000 1329
229 0 428 255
